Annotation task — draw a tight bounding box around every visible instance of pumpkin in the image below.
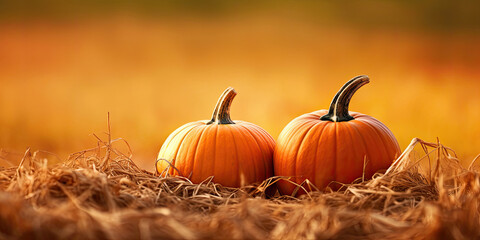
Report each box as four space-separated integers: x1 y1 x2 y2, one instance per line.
156 87 275 188
273 75 401 195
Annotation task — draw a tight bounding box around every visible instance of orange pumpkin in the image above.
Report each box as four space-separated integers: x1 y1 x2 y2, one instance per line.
156 87 275 188
274 75 401 195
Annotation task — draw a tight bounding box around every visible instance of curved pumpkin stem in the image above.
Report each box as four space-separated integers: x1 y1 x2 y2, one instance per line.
207 87 237 125
320 75 370 122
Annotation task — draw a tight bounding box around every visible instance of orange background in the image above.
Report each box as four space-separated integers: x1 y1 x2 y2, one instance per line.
1 1 479 170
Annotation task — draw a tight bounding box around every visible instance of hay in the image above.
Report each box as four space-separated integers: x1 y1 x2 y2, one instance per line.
0 136 479 240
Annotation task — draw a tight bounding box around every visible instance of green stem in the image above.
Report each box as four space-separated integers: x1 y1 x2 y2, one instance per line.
207 87 237 125
320 75 370 122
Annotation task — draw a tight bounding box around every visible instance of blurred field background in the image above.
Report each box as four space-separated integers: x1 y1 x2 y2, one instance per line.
0 1 479 171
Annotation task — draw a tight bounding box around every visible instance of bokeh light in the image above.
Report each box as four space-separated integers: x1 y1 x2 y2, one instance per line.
1 1 479 170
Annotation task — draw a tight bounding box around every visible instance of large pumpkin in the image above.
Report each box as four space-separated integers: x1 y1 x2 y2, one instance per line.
274 75 401 195
156 87 275 188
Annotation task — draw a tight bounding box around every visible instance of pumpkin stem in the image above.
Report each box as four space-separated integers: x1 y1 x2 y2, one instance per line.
320 75 370 122
207 87 237 125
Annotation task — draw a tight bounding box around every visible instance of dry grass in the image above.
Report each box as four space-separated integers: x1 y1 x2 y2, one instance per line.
0 134 479 240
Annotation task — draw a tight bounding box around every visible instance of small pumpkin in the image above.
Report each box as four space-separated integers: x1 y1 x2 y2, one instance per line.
156 87 275 188
274 75 401 195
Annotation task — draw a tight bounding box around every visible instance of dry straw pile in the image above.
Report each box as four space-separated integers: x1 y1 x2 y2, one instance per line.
0 135 479 239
